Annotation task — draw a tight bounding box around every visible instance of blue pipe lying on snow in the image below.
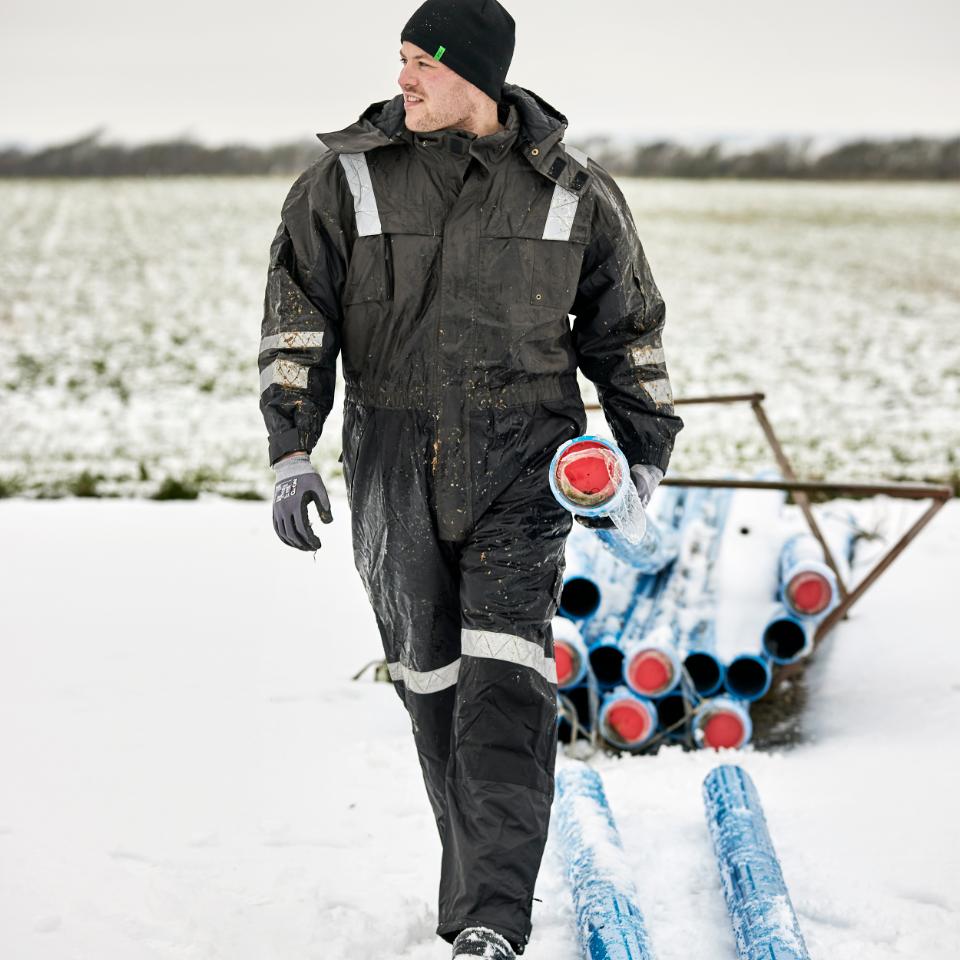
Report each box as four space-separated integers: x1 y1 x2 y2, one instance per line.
703 765 810 960
556 764 658 960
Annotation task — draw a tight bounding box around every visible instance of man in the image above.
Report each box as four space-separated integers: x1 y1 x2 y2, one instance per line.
258 1 683 955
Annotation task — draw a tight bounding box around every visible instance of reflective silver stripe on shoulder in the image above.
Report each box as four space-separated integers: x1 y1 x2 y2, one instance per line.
387 658 460 694
542 181 580 242
565 145 589 167
461 628 558 684
259 359 309 394
259 331 325 354
338 152 382 237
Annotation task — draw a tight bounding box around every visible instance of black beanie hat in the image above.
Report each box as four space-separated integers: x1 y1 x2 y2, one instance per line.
401 0 515 103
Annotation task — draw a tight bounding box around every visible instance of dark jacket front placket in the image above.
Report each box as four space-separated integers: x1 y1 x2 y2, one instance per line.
414 126 521 542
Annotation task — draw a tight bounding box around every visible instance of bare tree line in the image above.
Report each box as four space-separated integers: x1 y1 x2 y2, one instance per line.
1 128 957 179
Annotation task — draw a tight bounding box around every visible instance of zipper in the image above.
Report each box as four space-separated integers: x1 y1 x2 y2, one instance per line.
383 233 394 299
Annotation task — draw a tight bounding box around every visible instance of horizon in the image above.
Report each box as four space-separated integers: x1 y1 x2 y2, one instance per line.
3 124 957 154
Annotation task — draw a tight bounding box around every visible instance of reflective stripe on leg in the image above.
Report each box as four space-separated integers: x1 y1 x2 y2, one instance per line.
461 628 558 685
387 657 460 694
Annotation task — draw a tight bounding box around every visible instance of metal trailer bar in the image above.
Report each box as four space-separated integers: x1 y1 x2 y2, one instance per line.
584 392 952 650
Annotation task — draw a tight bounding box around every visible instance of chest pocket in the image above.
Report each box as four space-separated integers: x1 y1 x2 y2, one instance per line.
530 238 586 311
342 234 394 305
479 163 590 313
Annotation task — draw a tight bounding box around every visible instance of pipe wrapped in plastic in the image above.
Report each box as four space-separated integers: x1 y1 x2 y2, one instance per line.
549 435 647 542
594 515 679 573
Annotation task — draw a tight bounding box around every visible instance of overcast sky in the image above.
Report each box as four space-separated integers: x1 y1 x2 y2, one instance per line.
2 0 957 147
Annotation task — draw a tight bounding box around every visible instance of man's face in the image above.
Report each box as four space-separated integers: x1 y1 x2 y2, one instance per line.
398 40 483 133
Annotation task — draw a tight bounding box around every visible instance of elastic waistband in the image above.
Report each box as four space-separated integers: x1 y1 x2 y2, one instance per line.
344 374 580 410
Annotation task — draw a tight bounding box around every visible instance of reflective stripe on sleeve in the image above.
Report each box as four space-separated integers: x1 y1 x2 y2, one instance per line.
259 331 325 354
629 344 666 367
461 628 558 684
338 152 382 237
640 377 674 408
259 358 310 394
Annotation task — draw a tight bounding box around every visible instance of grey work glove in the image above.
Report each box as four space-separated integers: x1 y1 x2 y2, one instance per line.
575 464 664 530
272 452 332 551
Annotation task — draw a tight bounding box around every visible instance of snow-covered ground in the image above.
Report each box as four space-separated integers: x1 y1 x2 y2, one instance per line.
1 178 957 499
1 492 957 958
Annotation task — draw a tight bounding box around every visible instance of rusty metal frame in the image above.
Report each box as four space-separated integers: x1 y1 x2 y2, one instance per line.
583 391 952 649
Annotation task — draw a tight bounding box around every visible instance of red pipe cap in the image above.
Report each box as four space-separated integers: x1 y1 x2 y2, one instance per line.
606 701 652 744
702 711 746 749
557 441 617 499
555 642 577 687
627 650 674 696
788 571 832 614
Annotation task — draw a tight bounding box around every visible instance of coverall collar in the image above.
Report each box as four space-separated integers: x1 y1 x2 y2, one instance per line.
315 82 584 191
396 102 521 168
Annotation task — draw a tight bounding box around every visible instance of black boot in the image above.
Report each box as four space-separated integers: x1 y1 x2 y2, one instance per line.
451 925 517 959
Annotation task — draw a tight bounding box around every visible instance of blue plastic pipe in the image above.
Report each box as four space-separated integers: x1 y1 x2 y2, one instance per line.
777 532 840 619
693 697 753 750
555 764 658 960
760 604 814 664
588 633 627 690
598 687 659 750
724 653 773 701
680 485 736 695
702 765 810 960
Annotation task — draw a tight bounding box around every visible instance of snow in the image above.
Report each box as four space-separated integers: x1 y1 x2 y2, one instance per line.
1 492 959 958
1 178 957 500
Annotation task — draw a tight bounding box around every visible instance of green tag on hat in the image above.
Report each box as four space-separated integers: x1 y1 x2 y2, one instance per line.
434 45 446 60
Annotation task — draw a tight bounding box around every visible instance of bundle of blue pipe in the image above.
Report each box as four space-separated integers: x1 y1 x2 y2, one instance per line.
554 472 858 752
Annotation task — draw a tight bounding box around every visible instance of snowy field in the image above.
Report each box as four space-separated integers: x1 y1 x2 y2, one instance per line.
0 177 958 500
1 491 958 958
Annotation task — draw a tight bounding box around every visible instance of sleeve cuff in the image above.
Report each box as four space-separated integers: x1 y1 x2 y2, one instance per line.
268 428 310 468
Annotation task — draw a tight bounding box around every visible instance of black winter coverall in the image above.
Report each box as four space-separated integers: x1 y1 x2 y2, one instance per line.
258 83 684 953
